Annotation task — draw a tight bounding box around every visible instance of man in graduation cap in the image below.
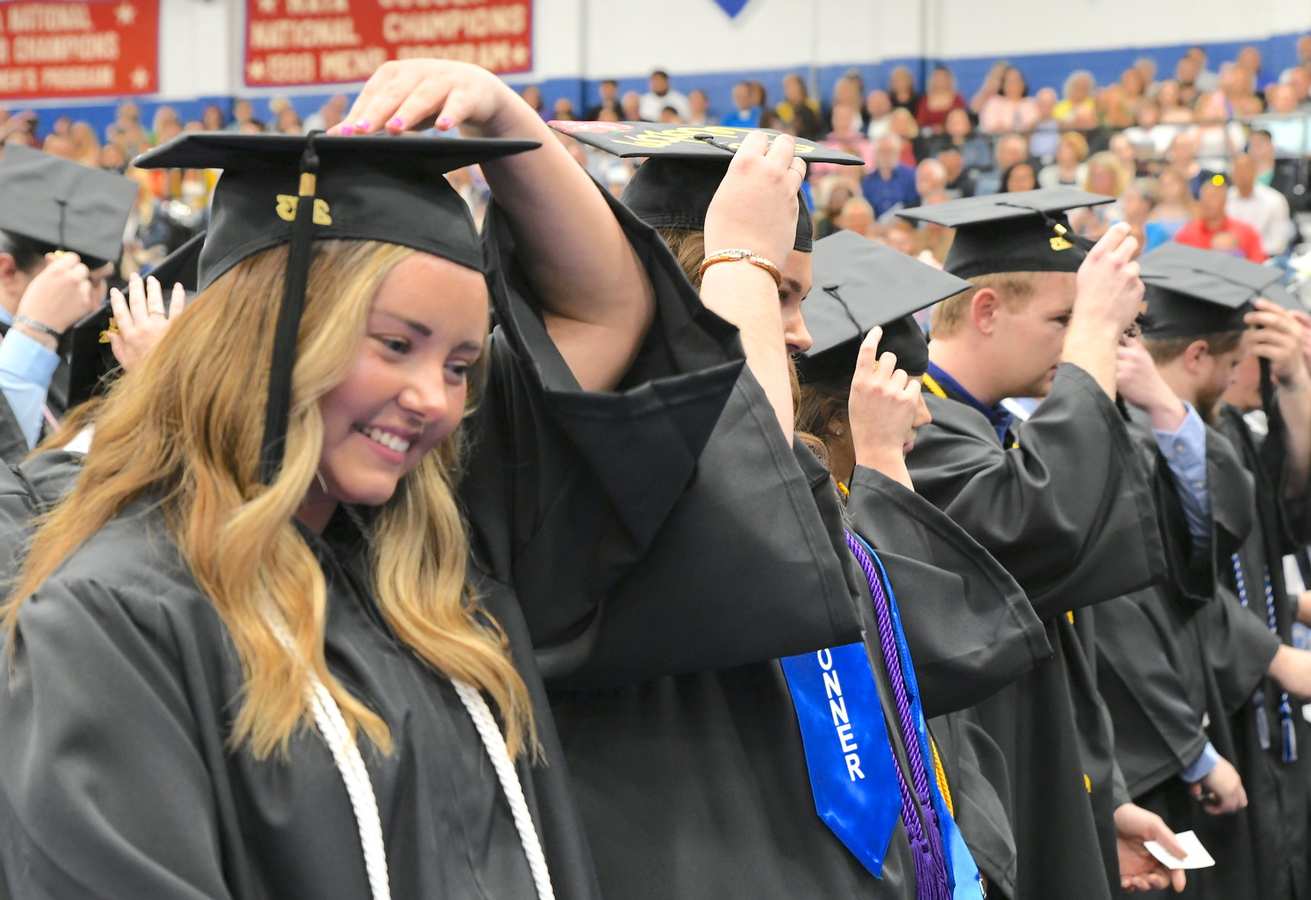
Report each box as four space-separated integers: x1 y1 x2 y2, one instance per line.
0 145 136 461
1134 243 1311 899
897 188 1186 898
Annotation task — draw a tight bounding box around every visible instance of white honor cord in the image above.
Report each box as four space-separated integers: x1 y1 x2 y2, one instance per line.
305 672 556 900
452 679 557 900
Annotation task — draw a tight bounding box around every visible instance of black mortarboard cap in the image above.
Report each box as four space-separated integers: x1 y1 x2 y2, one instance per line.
550 121 862 252
1139 242 1299 339
897 188 1114 279
133 131 538 483
799 230 970 382
66 232 209 409
0 145 136 267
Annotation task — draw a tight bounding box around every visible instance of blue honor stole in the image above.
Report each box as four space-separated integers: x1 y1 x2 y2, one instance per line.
781 532 983 898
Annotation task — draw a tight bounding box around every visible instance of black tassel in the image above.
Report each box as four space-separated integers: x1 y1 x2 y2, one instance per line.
259 133 323 486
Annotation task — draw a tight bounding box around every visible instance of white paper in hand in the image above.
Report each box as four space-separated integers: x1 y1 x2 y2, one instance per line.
1144 831 1216 870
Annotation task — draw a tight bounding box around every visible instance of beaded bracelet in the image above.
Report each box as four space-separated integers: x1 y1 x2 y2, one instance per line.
697 249 783 287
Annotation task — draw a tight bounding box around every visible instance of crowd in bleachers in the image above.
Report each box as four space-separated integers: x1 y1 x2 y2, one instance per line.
7 36 1311 279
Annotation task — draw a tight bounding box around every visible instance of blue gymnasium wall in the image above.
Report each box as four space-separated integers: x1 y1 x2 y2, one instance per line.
23 31 1310 143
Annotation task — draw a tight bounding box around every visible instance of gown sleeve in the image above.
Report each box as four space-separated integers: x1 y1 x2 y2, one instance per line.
462 183 860 688
0 578 232 900
907 363 1167 620
845 464 1049 717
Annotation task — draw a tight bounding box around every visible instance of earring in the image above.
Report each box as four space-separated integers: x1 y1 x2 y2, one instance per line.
315 470 328 493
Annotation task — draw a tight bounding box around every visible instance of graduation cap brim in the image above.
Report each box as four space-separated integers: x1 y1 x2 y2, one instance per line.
800 230 969 381
548 120 864 165
897 188 1114 280
0 145 137 265
144 230 205 293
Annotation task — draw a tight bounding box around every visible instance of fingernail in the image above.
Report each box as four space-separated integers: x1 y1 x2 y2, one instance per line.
436 116 453 130
355 119 370 131
387 116 404 130
340 124 355 136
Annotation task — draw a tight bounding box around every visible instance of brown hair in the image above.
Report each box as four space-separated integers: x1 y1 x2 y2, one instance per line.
1144 329 1244 365
930 272 1039 337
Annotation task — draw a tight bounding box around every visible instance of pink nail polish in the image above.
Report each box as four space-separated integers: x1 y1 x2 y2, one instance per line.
340 125 355 136
436 116 453 130
355 119 370 131
387 116 404 130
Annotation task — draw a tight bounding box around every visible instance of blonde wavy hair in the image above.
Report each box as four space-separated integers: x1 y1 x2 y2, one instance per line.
3 240 536 760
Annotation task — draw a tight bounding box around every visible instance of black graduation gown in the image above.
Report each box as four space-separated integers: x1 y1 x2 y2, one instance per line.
545 408 1046 899
0 191 748 899
0 320 69 464
1211 405 1311 900
1095 412 1272 900
906 363 1168 900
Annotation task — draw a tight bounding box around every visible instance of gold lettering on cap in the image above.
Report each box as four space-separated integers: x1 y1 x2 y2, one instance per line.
275 194 333 225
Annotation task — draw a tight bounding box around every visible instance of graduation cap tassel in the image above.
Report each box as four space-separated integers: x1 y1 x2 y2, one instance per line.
259 133 323 486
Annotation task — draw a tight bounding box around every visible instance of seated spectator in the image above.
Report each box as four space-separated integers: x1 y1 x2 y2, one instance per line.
880 221 920 256
1254 84 1310 156
1286 65 1311 108
927 107 992 172
979 66 1040 134
974 132 1030 195
99 142 127 173
1123 102 1174 159
1248 128 1279 183
1236 46 1264 89
828 73 869 130
553 98 577 122
888 108 922 165
1188 46 1219 92
969 61 1009 118
1134 56 1160 96
1001 161 1038 192
1156 80 1195 124
519 85 543 116
1109 178 1173 252
861 134 919 217
639 69 690 121
1054 70 1097 122
915 158 950 205
1149 166 1197 238
1173 174 1267 262
887 66 920 115
916 65 967 132
620 90 642 121
1098 85 1137 131
687 89 715 126
658 106 683 125
756 84 780 129
1028 87 1062 161
834 196 876 237
1226 153 1294 257
1072 151 1130 239
812 177 856 239
1193 91 1246 170
722 81 761 128
936 147 977 198
865 89 894 140
1119 67 1148 106
1165 131 1204 196
1069 104 1110 153
108 101 147 152
303 94 347 133
1108 132 1139 178
1279 35 1311 84
1174 55 1203 108
585 80 621 120
1038 131 1089 188
813 103 875 178
68 121 100 167
775 74 824 140
1220 62 1262 117
41 134 75 159
201 104 226 131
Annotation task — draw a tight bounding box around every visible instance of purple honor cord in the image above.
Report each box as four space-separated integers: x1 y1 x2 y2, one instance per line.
845 532 952 900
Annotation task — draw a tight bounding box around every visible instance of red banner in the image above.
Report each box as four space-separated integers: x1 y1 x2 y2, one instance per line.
244 0 533 88
0 1 159 100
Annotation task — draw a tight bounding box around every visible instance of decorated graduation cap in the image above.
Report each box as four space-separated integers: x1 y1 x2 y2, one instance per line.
1139 242 1299 339
133 131 538 483
0 145 137 268
799 230 971 382
549 121 863 252
67 231 208 409
897 188 1114 280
